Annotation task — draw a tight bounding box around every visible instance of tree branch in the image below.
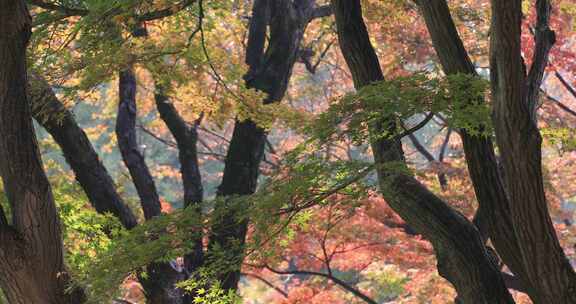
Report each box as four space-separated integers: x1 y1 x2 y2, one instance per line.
277 164 375 215
526 0 556 117
137 0 197 22
153 81 205 272
139 125 178 148
27 0 88 16
555 72 576 100
438 128 452 162
264 266 378 304
244 0 270 72
408 133 435 162
417 0 528 291
28 0 197 22
407 132 448 191
545 93 576 118
242 273 288 298
300 39 335 74
311 4 333 20
397 112 434 139
334 0 514 302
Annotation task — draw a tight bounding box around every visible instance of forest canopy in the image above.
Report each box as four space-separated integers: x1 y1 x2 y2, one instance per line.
1 0 576 303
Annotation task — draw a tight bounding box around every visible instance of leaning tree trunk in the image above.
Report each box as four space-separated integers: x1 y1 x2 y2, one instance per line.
207 0 321 291
154 84 204 304
116 67 162 220
0 1 84 303
28 74 138 229
331 0 514 302
116 67 186 304
489 0 576 302
415 0 531 293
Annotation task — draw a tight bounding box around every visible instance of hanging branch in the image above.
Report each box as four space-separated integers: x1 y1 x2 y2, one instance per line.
555 72 576 100
241 273 288 298
263 265 378 304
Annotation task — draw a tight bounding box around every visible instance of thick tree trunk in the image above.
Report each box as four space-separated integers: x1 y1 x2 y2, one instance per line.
208 0 319 291
416 0 530 292
331 0 514 302
211 119 267 290
490 1 576 302
28 74 138 229
0 1 84 303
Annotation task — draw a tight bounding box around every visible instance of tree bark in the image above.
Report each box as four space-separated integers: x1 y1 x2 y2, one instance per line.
116 68 186 304
415 0 530 292
331 0 514 302
208 0 320 291
0 1 84 303
490 0 576 302
154 86 204 296
28 74 138 229
116 67 162 221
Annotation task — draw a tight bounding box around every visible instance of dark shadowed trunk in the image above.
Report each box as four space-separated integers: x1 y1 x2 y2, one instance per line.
116 67 162 220
154 85 204 294
28 74 138 229
208 0 320 291
116 68 187 304
489 0 576 302
331 0 514 302
0 1 84 303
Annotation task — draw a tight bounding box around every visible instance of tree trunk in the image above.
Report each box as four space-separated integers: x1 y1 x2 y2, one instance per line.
28 74 138 229
116 67 161 219
116 68 162 221
490 1 576 302
331 0 514 302
416 0 530 292
154 86 204 301
0 1 84 303
208 0 319 291
116 68 186 304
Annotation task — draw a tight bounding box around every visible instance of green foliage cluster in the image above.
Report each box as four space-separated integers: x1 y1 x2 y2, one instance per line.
176 271 241 304
75 153 372 301
80 206 202 303
53 181 124 278
541 127 576 151
311 73 491 145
